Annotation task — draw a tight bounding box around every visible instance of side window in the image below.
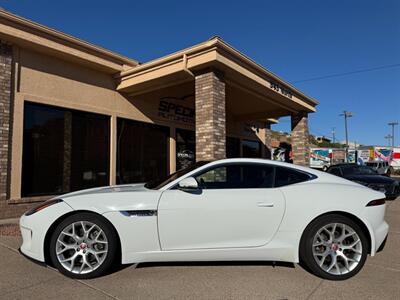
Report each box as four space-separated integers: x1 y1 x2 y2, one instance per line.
274 167 312 187
195 163 274 189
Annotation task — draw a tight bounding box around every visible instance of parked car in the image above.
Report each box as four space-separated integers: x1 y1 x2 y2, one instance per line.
326 163 399 199
365 161 393 176
20 159 388 281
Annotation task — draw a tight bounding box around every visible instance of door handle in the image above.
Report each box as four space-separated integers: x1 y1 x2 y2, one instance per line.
257 202 274 207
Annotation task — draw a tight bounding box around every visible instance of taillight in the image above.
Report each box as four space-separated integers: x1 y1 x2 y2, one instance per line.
366 198 386 206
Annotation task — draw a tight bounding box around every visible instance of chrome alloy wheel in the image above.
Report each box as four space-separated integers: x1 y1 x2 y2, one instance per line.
312 223 363 275
56 221 108 274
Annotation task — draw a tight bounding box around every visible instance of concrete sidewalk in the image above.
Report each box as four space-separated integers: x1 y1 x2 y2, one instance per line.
0 199 399 299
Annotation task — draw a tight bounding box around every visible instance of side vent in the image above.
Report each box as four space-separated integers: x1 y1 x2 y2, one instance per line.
120 210 157 217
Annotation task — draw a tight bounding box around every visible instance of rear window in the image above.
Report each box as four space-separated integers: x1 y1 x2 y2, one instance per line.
274 167 313 187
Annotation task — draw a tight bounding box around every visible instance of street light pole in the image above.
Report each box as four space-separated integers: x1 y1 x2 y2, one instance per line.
340 111 353 162
388 122 398 149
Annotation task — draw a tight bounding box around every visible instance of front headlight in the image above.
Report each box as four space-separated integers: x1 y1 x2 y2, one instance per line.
25 199 63 216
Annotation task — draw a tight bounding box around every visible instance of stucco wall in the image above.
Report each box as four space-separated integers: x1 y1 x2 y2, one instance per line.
11 47 138 201
9 46 269 203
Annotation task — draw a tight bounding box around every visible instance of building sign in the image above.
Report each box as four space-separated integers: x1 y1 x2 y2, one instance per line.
269 80 293 99
158 100 195 124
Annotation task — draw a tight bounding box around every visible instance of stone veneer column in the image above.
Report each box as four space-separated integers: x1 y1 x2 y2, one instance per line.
264 121 272 159
291 112 310 166
0 41 12 200
195 69 226 161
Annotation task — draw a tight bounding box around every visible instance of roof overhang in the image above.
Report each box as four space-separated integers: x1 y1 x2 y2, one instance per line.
0 9 138 73
117 37 318 114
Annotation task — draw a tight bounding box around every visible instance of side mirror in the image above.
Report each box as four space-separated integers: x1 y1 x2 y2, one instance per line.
178 177 199 190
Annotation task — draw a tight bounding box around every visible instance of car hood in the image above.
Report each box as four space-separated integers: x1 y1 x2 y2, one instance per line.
57 183 148 199
344 175 395 184
57 183 162 214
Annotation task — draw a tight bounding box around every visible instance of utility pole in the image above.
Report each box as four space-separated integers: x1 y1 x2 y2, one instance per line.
388 122 398 149
384 134 392 147
340 111 353 162
331 127 336 144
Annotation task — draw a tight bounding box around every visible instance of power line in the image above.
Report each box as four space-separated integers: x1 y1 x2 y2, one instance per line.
291 63 400 83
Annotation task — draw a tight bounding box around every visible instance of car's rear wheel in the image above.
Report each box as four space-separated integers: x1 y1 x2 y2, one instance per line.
49 212 118 279
300 214 368 280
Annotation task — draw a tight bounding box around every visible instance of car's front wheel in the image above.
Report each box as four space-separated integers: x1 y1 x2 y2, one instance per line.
49 212 118 279
300 214 368 280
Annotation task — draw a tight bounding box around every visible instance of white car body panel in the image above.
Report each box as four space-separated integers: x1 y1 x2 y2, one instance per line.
158 188 285 250
20 201 74 261
19 159 389 266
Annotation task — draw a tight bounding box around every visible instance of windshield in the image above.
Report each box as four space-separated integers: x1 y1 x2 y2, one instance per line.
144 161 210 190
342 165 378 176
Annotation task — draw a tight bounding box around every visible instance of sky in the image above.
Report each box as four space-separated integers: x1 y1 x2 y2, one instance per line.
1 0 399 146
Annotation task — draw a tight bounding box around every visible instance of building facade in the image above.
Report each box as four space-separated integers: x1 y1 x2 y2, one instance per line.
0 10 318 218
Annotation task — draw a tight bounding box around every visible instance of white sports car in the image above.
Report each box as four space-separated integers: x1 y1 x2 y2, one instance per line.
20 158 389 280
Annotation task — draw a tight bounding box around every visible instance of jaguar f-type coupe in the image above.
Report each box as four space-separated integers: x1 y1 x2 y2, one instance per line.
20 159 389 280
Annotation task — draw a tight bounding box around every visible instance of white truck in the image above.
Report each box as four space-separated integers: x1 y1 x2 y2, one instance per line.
309 148 346 171
357 146 400 171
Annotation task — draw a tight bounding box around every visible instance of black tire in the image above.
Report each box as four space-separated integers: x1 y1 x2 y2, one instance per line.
300 214 368 280
322 166 328 172
49 212 118 279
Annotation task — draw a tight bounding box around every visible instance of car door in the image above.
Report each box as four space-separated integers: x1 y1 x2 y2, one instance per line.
157 162 286 250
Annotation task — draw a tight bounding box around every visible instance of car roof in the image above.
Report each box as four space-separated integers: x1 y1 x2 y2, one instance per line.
194 158 325 178
160 158 358 191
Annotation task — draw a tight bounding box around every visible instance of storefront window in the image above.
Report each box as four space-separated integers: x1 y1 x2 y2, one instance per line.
176 129 195 170
117 118 169 184
242 139 261 158
226 137 241 158
22 102 110 196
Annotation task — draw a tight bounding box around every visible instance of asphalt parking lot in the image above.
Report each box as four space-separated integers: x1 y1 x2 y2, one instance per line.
0 196 399 300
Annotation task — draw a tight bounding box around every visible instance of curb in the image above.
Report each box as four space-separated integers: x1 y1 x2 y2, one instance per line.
0 218 19 225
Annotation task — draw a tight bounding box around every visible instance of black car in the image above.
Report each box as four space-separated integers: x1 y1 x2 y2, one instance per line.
326 163 400 200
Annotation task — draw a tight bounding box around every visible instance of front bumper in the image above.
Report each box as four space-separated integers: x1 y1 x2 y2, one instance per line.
20 201 73 262
385 182 400 199
367 182 399 200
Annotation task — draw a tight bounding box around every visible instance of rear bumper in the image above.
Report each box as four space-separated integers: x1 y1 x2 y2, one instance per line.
377 234 388 252
373 221 389 254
